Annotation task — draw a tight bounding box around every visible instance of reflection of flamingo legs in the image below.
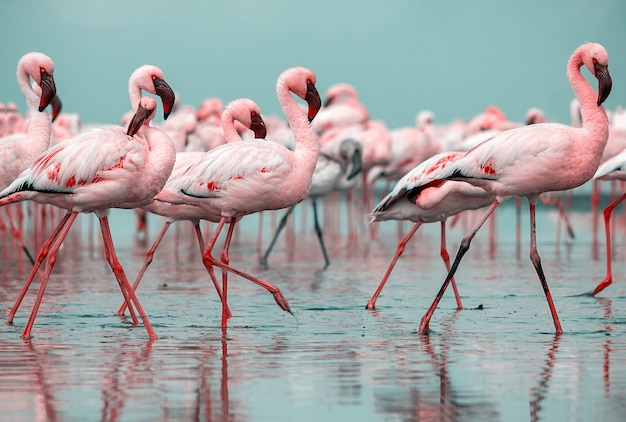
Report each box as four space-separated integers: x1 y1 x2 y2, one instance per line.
529 335 561 422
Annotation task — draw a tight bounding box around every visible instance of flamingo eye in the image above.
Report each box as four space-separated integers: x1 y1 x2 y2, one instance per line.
592 58 598 65
151 74 157 81
251 111 258 117
40 67 46 74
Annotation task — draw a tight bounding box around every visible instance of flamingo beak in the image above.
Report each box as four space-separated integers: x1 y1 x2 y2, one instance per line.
50 95 62 122
152 77 176 120
305 83 322 123
346 148 363 180
250 113 267 139
127 103 153 136
323 96 335 108
594 63 612 106
38 71 56 112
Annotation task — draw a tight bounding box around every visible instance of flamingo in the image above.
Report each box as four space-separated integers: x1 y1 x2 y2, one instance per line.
417 42 612 334
115 97 268 317
1 67 177 339
157 66 322 330
260 137 362 268
0 52 57 262
589 149 626 295
0 52 57 190
365 152 494 310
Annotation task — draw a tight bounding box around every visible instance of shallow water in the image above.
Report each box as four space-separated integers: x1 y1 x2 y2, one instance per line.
1 192 626 421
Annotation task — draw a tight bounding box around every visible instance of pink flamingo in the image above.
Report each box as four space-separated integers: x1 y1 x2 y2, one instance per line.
0 52 57 262
365 151 494 310
417 42 612 334
2 71 176 339
158 66 322 330
0 52 57 190
115 97 268 317
590 148 626 295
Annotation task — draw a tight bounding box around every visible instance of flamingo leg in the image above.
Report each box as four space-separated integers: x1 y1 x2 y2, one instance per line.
4 206 35 265
98 216 156 340
259 205 295 269
7 212 74 324
441 220 463 310
592 192 626 296
219 219 237 329
21 212 79 339
312 200 330 268
202 216 293 316
115 220 172 316
192 221 232 319
419 199 500 334
366 221 422 310
528 197 563 334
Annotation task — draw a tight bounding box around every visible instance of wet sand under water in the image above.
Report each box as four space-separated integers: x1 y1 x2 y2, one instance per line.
0 191 626 421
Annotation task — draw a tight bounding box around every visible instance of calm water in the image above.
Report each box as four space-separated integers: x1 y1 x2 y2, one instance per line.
1 190 625 421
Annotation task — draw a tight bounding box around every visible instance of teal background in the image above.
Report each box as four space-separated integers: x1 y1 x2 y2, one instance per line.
1 0 625 128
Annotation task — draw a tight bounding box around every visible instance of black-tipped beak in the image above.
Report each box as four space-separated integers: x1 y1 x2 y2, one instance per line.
250 113 267 139
323 96 334 108
153 77 175 120
594 63 612 106
50 95 62 122
38 71 56 112
127 103 153 136
347 148 363 180
305 82 322 123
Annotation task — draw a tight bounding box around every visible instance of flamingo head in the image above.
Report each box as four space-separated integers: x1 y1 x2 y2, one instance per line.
127 96 157 136
594 61 612 106
152 76 175 120
582 43 612 106
339 138 363 180
38 68 57 113
250 110 267 139
305 81 321 123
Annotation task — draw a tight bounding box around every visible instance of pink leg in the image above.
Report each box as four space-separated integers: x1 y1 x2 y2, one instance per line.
592 192 626 296
98 216 156 340
21 212 79 339
4 206 35 265
219 219 238 329
192 222 232 319
366 221 422 309
441 220 463 310
116 221 172 316
528 198 563 334
419 200 500 334
202 216 292 315
7 212 74 324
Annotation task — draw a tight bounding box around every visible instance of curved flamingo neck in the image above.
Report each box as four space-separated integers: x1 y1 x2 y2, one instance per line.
221 107 241 142
128 78 143 112
17 61 51 152
276 78 319 173
567 48 609 141
17 65 41 113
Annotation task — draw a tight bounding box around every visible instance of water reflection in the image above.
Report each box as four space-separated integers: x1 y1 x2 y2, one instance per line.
529 335 561 422
1 198 626 420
